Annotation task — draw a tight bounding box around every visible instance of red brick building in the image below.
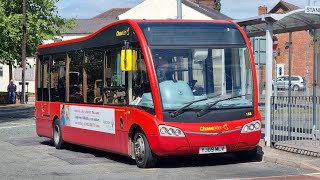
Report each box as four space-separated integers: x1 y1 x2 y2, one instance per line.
259 1 314 89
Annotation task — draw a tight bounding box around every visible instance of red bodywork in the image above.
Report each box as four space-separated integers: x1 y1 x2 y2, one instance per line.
35 19 261 157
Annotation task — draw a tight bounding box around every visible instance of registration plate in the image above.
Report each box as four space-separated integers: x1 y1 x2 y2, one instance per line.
199 146 227 154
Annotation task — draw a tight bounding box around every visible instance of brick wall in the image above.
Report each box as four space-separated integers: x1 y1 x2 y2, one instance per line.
258 5 315 89
259 34 314 89
274 31 314 88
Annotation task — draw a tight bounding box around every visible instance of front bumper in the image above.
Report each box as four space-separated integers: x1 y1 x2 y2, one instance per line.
147 130 261 156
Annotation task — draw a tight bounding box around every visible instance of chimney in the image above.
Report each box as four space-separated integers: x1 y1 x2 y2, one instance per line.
190 0 215 9
258 5 268 16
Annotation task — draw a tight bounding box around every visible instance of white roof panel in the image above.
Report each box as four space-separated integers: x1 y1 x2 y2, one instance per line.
236 9 320 37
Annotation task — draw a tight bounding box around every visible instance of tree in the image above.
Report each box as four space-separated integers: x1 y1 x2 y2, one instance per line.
0 0 74 79
214 0 221 12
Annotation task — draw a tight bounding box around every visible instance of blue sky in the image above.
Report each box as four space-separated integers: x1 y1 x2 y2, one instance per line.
56 0 309 19
56 0 144 19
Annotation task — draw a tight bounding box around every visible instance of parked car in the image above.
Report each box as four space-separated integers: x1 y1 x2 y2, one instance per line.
272 75 306 91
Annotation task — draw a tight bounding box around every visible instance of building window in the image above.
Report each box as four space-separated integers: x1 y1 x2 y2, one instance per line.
0 66 3 77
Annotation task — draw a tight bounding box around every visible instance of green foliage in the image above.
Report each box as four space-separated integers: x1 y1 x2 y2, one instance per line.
214 0 221 12
0 0 74 67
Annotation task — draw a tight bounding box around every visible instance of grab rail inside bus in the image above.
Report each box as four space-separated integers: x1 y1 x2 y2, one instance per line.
103 86 126 91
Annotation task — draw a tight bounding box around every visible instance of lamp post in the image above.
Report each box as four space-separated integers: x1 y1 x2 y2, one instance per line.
177 0 182 19
21 0 27 104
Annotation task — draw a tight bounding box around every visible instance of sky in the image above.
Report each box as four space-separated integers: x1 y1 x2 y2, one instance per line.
56 0 309 19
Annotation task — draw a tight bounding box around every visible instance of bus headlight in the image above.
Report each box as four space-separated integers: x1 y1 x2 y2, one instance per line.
241 120 261 133
159 125 185 137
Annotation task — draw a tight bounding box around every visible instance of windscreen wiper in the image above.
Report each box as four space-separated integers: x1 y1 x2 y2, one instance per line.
170 93 222 118
196 94 251 117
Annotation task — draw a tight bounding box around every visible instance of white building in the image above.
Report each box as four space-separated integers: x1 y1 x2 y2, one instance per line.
0 64 10 92
118 0 229 20
0 57 35 93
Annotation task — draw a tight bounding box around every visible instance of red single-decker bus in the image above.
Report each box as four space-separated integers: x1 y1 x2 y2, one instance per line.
35 19 261 168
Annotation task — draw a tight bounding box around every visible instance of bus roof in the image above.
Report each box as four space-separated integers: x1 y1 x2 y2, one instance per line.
37 19 239 55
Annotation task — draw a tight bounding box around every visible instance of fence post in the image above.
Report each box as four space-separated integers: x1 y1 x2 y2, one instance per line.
288 32 292 141
271 96 275 145
312 29 317 139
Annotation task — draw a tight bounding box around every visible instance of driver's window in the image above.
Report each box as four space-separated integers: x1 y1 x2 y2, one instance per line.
155 57 174 82
154 51 202 95
132 58 150 97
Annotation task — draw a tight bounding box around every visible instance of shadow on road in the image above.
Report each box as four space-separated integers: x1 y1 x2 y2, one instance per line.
39 138 264 168
0 106 34 122
40 139 136 165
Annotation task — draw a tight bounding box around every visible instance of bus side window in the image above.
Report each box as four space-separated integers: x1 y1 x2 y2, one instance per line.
41 56 50 102
67 51 84 103
104 48 126 105
36 55 45 101
51 54 66 102
84 49 104 104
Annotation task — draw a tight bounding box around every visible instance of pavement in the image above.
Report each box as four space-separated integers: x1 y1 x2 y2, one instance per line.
0 95 35 107
1 100 320 172
259 140 320 172
257 98 320 171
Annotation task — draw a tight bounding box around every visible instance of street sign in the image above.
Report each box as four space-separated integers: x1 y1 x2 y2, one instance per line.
273 35 278 50
305 6 320 14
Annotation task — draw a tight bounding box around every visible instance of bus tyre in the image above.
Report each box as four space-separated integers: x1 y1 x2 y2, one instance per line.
133 130 157 168
53 119 65 149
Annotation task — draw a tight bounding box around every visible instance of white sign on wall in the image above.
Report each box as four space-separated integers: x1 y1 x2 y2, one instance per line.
60 105 115 134
305 6 320 14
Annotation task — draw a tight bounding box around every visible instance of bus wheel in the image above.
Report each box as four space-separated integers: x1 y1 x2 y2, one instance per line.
133 130 157 168
53 119 65 149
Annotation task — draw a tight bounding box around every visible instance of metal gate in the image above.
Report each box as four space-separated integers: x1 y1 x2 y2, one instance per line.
271 96 320 147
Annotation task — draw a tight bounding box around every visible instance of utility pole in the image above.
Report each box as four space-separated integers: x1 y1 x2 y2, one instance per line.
177 0 182 19
22 0 27 104
265 21 274 147
306 0 311 96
